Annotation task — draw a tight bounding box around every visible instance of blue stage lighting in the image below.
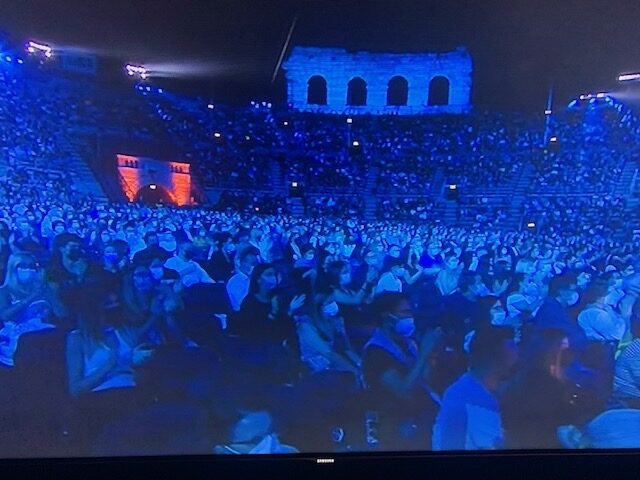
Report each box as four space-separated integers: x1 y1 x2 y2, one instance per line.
4 55 12 62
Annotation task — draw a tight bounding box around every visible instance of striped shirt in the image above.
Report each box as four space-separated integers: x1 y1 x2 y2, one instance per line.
614 339 640 400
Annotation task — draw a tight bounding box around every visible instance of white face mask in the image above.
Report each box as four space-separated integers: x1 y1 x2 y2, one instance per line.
150 267 164 280
322 302 339 317
16 268 36 283
392 315 416 337
394 267 406 278
490 309 507 326
566 291 580 307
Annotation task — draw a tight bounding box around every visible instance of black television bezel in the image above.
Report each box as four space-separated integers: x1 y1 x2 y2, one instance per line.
2 448 640 480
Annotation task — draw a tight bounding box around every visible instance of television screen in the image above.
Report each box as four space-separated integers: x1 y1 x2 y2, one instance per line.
0 0 639 470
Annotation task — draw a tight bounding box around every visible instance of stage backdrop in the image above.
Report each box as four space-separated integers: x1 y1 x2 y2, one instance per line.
117 154 192 206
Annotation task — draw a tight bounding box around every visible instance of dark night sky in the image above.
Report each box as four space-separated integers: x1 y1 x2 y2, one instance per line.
1 0 640 111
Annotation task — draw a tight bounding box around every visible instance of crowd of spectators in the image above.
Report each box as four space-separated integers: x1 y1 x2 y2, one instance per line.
530 99 638 193
304 195 365 218
216 191 291 215
456 196 510 228
1 155 640 455
3 56 640 458
377 197 443 222
522 195 630 238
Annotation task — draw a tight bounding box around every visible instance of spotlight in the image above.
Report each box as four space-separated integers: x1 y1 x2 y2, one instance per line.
596 92 607 99
26 41 53 58
352 140 360 147
346 118 353 124
245 135 250 141
16 58 23 64
291 181 298 188
150 184 157 190
550 136 558 143
125 64 148 80
619 73 640 82
255 207 260 212
283 121 289 126
207 104 214 110
158 88 163 94
4 56 12 63
579 94 588 101
544 109 552 115
213 132 222 138
527 222 536 228
449 184 457 190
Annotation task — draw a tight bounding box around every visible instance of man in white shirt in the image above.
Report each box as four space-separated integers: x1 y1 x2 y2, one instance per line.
577 278 633 343
226 246 260 312
164 242 214 288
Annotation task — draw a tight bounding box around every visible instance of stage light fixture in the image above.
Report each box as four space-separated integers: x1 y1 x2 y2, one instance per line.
346 118 353 124
527 222 536 228
352 140 360 147
449 184 457 190
545 109 552 115
27 41 53 58
125 64 148 80
150 184 157 190
619 73 640 82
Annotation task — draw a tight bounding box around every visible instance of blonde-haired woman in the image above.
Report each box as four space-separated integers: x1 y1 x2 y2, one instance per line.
0 253 56 367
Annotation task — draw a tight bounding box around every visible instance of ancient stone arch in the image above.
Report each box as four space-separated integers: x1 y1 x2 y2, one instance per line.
117 154 193 206
284 46 472 115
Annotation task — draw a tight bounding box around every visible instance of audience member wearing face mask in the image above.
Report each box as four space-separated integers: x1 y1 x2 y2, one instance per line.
226 246 259 312
295 294 361 380
164 242 214 288
362 293 445 451
206 232 237 282
531 272 587 351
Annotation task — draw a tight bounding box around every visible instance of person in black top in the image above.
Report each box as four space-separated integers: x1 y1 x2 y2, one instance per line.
206 232 235 282
501 328 576 449
235 263 305 345
231 263 306 385
132 231 169 266
362 292 445 451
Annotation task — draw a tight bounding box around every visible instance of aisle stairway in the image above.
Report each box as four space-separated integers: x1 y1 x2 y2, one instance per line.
505 163 535 230
269 160 286 195
289 197 305 217
363 166 380 220
56 138 108 201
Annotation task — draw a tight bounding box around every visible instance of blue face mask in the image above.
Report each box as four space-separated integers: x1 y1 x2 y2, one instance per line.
391 315 416 337
262 276 278 290
322 302 339 317
104 253 119 264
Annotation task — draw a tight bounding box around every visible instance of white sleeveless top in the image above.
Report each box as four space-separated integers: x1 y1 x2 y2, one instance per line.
83 330 136 392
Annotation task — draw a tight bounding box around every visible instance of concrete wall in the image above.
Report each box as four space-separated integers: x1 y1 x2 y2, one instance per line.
283 46 473 115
